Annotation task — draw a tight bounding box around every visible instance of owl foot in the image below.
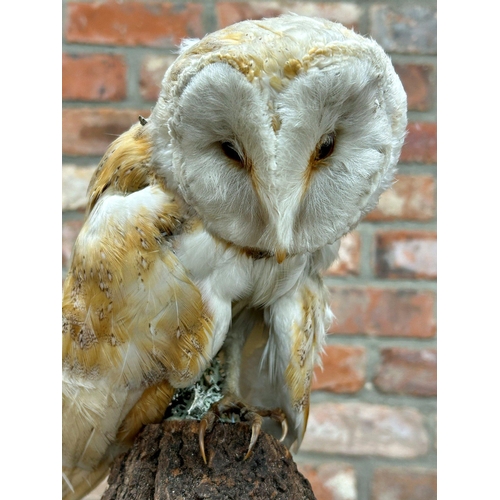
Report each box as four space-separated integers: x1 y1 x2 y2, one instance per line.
198 395 288 464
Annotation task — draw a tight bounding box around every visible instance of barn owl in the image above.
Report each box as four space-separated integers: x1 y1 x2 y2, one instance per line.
62 14 407 500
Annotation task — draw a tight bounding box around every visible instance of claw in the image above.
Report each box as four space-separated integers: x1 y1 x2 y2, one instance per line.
198 396 289 464
198 419 208 465
199 411 217 465
279 417 288 442
243 413 262 461
266 408 288 443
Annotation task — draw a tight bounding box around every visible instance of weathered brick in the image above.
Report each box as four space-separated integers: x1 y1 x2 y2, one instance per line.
400 122 437 164
62 164 97 211
62 54 127 102
65 2 204 47
63 219 84 270
372 467 437 500
324 232 360 276
363 174 436 222
429 413 437 450
301 403 429 457
328 287 436 338
62 108 150 156
394 63 434 112
312 345 366 393
375 230 437 279
374 348 437 397
298 462 357 500
140 55 178 102
370 5 437 54
216 2 361 30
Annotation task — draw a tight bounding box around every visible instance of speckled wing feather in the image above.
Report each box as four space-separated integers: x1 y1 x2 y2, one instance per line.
62 122 213 500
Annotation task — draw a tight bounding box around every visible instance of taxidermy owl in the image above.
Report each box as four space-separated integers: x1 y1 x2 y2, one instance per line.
62 14 407 500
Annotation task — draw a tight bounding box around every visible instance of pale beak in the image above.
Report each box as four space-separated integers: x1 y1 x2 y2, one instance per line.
275 249 287 264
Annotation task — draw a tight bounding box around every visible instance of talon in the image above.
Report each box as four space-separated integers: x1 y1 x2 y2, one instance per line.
279 418 288 442
199 419 208 464
267 408 288 443
199 411 216 465
198 396 289 463
244 414 262 461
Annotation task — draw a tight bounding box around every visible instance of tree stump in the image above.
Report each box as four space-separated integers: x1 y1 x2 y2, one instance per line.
101 420 316 499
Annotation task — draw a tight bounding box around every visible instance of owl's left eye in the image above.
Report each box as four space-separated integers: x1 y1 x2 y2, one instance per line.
315 133 336 161
221 141 243 164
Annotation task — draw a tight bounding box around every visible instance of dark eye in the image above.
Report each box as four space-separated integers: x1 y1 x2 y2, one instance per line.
315 133 336 161
221 141 243 163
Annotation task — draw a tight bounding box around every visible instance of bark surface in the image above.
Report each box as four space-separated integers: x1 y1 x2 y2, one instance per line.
101 419 316 499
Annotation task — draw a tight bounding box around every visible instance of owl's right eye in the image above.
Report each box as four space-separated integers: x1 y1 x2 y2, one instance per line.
315 133 336 162
221 142 243 164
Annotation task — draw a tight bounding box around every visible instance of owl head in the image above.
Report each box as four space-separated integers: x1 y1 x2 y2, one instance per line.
149 14 407 258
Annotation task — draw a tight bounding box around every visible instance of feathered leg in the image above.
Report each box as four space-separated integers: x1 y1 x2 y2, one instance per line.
264 276 331 451
198 304 287 463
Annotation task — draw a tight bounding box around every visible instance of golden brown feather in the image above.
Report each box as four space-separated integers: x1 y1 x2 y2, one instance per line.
62 121 214 499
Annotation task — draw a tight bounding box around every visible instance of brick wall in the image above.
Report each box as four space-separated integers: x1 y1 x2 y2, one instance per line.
62 1 437 499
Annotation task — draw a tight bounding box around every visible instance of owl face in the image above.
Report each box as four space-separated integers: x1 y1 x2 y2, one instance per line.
151 15 407 257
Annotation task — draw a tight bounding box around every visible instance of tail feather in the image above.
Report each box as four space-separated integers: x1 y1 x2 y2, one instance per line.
62 462 110 500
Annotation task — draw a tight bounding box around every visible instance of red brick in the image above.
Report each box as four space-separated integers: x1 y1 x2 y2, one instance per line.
62 53 127 101
370 5 437 55
372 467 437 500
328 287 436 338
216 2 361 30
363 174 436 222
301 402 429 457
375 230 437 279
62 164 97 211
65 2 204 47
400 122 437 164
140 55 178 102
324 232 360 277
298 463 357 500
394 63 434 112
312 345 365 393
62 108 150 156
63 219 84 270
374 348 437 397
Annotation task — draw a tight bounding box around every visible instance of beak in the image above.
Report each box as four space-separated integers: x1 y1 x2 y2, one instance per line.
275 249 287 264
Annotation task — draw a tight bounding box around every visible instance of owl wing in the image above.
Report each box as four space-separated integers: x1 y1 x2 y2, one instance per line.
62 121 213 500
